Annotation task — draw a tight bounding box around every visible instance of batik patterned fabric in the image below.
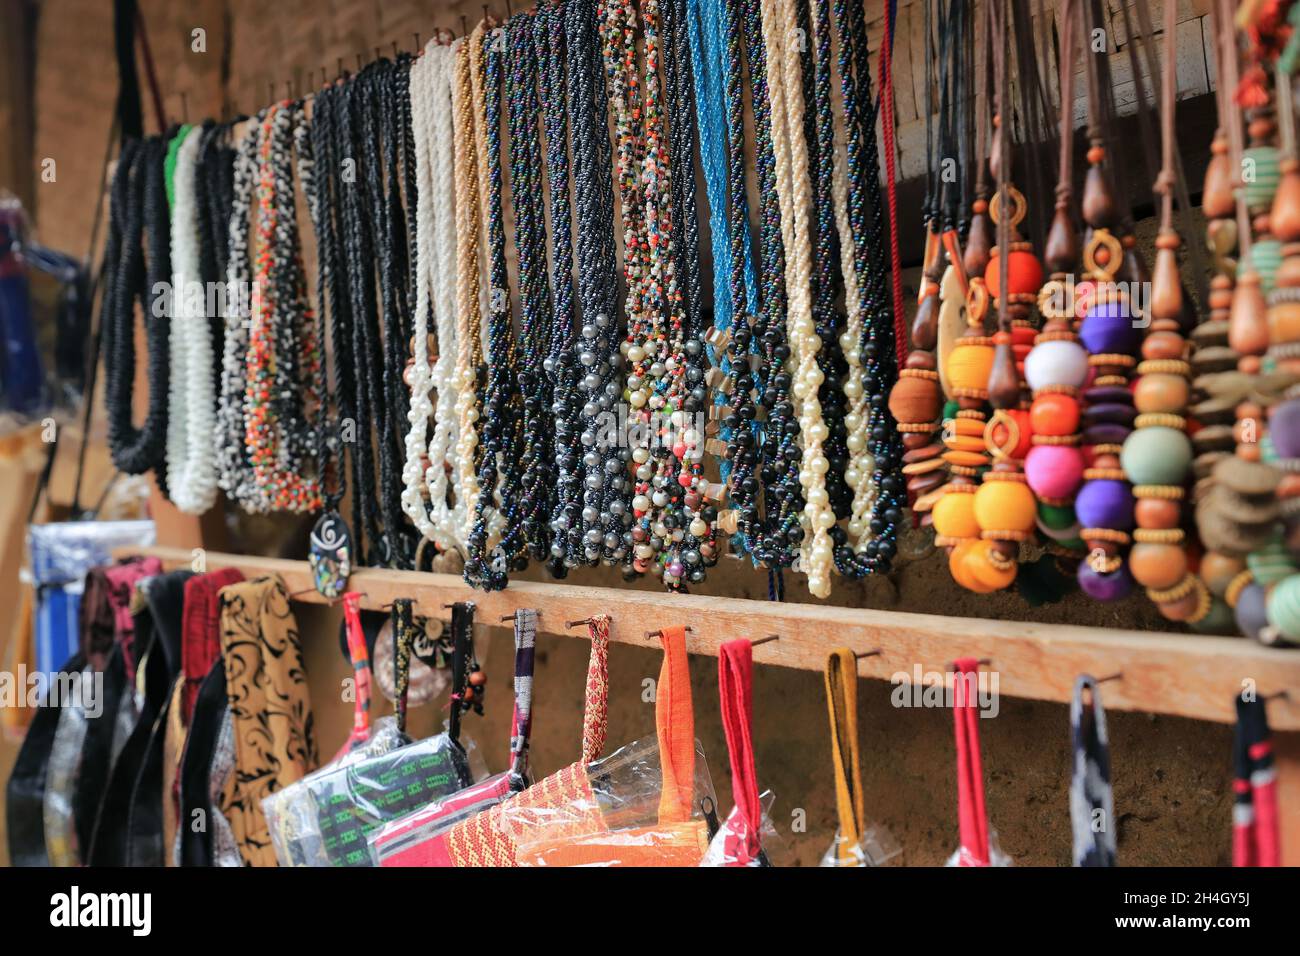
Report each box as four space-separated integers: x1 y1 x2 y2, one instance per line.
1069 675 1117 867
217 574 317 866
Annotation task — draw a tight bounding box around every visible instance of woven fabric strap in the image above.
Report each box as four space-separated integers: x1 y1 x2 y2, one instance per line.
446 615 610 866
656 624 696 824
1234 693 1281 867
952 656 990 866
825 648 865 856
719 638 760 863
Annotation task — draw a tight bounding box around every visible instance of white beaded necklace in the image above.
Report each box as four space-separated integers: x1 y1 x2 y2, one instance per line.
166 125 220 515
402 42 464 553
760 0 835 597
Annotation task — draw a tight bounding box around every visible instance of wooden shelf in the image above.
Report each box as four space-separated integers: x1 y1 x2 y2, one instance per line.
127 546 1300 731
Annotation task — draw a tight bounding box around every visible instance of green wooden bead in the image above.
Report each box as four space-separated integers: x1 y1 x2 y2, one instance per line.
1120 426 1192 486
1242 145 1281 210
1248 534 1297 586
1266 573 1300 640
1248 239 1283 294
1037 502 1076 530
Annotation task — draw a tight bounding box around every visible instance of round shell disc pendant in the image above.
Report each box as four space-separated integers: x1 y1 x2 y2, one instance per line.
309 511 353 599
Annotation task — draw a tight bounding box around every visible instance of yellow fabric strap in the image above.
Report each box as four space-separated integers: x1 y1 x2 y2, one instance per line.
824 649 864 855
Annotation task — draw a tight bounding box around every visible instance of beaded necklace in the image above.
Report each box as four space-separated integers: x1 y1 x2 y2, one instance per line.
711 0 766 561
738 0 803 573
566 0 627 569
215 118 264 510
1074 0 1143 603
603 0 713 590
466 19 526 591
1024 0 1087 562
807 0 850 521
827 0 903 577
451 36 487 555
760 0 834 597
403 40 463 556
1123 0 1203 625
505 10 557 565
165 124 220 515
244 103 323 514
534 1 582 576
103 135 171 485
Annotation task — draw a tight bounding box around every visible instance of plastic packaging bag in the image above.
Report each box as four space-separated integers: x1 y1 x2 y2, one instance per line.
506 626 715 867
369 608 537 866
263 600 484 867
263 716 477 866
701 790 780 867
820 824 904 867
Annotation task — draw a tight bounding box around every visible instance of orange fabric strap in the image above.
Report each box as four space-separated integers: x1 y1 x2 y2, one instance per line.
655 625 695 824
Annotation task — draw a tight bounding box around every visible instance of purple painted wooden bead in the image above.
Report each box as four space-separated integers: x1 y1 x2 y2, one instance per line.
1270 399 1300 459
1080 304 1141 355
1077 562 1134 601
1234 583 1269 641
1075 479 1135 530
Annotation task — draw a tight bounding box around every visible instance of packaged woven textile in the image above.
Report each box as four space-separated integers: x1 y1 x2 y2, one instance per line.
506 625 715 867
26 519 155 680
819 648 903 867
369 607 537 866
262 600 484 867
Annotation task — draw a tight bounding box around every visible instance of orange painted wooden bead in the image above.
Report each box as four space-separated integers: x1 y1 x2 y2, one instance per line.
1199 551 1245 597
1158 586 1203 622
1133 373 1189 414
946 343 995 393
967 539 1018 591
1030 393 1079 436
974 479 1037 533
1268 300 1300 344
985 249 1044 299
933 491 980 539
1134 496 1180 529
889 375 943 425
1141 330 1186 361
1129 543 1188 590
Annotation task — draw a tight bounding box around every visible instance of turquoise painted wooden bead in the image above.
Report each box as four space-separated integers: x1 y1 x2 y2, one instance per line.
1242 145 1281 210
1248 238 1283 293
1247 534 1298 586
1266 573 1300 641
1120 426 1192 485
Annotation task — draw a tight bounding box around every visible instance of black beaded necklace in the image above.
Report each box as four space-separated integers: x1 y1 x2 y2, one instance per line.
506 11 557 566
535 0 583 576
740 0 803 571
829 0 905 577
808 0 851 519
103 135 170 484
465 23 527 591
334 68 390 565
566 0 628 569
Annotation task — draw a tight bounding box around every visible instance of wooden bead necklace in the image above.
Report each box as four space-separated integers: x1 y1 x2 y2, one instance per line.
1124 0 1206 625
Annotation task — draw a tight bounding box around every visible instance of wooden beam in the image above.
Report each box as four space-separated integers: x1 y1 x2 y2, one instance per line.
126 546 1300 731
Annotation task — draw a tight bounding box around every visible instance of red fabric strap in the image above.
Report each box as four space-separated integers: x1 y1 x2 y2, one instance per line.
952 657 990 865
719 639 761 864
